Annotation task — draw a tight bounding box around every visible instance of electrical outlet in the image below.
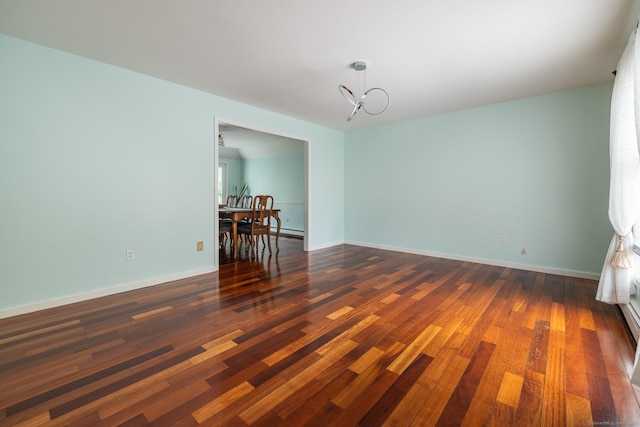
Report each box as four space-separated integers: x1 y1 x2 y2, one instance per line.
499 235 508 245
197 241 204 251
126 249 135 261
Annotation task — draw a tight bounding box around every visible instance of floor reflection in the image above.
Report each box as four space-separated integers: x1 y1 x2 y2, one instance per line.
217 235 304 313
219 234 302 266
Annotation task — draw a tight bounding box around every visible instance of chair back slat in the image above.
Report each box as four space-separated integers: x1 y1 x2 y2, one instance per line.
240 195 253 208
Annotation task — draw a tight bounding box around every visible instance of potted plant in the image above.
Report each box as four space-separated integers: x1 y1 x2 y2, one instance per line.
232 183 249 207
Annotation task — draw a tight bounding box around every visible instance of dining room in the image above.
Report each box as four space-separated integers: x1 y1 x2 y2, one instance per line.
216 122 307 263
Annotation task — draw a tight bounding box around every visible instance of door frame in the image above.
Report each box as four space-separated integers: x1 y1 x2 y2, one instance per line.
213 117 310 268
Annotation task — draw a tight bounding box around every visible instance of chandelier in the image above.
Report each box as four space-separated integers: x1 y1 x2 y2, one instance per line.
338 61 390 121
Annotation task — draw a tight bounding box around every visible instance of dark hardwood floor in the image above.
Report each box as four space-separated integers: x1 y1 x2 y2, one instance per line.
1 236 640 426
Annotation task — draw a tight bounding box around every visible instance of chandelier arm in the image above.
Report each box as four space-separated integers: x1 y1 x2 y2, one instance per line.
347 101 363 121
361 87 390 116
338 85 357 106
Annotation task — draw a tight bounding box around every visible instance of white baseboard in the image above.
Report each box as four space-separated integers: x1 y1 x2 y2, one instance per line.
1 242 602 320
307 240 345 251
0 267 215 320
277 228 304 237
344 240 601 280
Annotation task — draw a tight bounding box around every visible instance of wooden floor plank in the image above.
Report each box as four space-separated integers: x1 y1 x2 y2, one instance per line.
411 354 471 426
514 369 545 425
0 237 638 426
436 340 495 426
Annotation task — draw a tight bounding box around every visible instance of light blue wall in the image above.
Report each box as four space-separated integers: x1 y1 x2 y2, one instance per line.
345 83 613 276
0 35 344 312
0 32 614 314
244 151 305 232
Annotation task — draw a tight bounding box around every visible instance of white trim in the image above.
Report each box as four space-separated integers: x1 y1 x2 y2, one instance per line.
3 242 601 320
344 240 601 280
307 240 345 251
214 117 221 269
621 304 640 343
0 267 214 320
273 201 304 206
277 228 304 237
214 117 310 253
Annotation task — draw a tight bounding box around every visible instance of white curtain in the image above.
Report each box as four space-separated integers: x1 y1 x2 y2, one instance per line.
596 26 640 386
596 27 640 305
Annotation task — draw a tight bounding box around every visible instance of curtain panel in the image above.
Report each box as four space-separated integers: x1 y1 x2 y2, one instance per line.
596 25 640 386
597 28 640 305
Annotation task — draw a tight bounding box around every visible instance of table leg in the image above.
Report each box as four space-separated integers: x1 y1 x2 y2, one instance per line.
232 220 239 258
274 213 281 251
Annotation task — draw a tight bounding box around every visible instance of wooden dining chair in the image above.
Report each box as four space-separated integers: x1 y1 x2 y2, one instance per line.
220 196 236 247
238 195 274 256
219 218 232 248
238 194 253 227
239 195 252 208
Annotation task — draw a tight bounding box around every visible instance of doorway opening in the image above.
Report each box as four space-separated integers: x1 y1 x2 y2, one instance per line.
214 118 309 268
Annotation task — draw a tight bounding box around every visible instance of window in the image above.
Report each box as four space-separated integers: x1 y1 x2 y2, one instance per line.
628 226 640 341
218 162 228 204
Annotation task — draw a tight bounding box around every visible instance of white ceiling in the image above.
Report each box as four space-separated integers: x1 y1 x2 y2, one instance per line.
218 123 304 160
0 1 638 131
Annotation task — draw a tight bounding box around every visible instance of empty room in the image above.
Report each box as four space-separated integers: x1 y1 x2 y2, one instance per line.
2 1 640 426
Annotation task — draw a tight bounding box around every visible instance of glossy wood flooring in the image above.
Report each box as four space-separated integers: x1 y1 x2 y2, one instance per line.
2 236 640 426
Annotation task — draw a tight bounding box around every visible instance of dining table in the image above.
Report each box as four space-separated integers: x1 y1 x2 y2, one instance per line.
219 207 282 258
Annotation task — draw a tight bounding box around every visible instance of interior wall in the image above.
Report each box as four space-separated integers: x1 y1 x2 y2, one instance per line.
244 151 305 233
1 31 611 316
345 83 613 277
0 35 345 315
219 157 244 202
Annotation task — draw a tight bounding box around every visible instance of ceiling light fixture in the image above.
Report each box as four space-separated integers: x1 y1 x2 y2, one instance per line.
338 61 390 121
